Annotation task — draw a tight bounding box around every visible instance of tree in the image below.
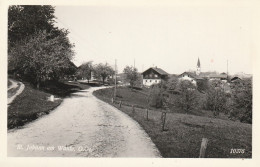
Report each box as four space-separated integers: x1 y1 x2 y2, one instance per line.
173 80 200 113
9 30 75 88
8 5 57 47
205 80 228 117
229 79 252 123
77 61 93 82
93 63 114 84
123 66 138 89
148 81 169 108
8 5 75 88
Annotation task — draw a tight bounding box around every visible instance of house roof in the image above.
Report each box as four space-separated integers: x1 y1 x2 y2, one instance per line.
178 72 203 79
209 73 227 79
142 67 168 75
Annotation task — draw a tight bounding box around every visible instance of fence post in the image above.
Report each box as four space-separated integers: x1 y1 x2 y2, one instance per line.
162 112 166 131
132 105 135 114
146 108 149 121
111 98 114 103
199 138 209 158
119 101 122 108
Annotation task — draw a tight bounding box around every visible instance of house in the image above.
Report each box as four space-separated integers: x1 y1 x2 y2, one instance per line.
208 72 228 81
178 58 204 85
142 67 168 87
178 71 203 85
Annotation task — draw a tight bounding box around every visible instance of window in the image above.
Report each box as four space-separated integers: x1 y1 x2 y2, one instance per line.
155 80 157 83
150 80 152 82
155 74 158 78
145 80 147 82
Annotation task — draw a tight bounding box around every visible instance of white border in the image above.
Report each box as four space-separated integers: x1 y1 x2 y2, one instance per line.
1 0 259 166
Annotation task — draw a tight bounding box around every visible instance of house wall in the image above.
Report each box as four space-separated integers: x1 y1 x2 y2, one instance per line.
143 78 162 86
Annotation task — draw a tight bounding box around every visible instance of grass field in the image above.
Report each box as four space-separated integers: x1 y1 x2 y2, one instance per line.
8 80 90 129
93 87 252 158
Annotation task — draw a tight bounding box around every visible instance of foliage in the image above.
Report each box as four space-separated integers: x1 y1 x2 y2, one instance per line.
148 81 168 108
9 30 75 88
8 5 57 47
93 63 114 84
8 5 75 88
123 66 139 88
205 80 228 116
76 61 93 82
229 79 252 123
173 80 200 112
197 79 209 92
165 76 179 90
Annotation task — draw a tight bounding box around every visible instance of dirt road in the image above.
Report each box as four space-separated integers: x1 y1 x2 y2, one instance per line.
8 87 161 157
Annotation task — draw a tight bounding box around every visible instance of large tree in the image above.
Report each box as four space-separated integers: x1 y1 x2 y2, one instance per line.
205 80 228 117
123 66 138 89
8 5 57 47
8 5 75 88
93 63 114 84
77 61 93 82
9 30 75 88
173 80 200 113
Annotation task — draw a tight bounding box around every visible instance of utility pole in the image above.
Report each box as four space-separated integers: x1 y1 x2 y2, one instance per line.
134 59 135 68
114 59 117 99
227 59 229 81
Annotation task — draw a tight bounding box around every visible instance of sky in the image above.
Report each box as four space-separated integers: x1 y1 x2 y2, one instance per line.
54 4 254 75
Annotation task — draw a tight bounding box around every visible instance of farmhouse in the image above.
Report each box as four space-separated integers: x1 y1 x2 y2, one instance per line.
178 72 203 85
142 67 168 87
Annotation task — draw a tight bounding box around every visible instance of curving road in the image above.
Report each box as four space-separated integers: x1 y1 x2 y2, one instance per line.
8 87 161 157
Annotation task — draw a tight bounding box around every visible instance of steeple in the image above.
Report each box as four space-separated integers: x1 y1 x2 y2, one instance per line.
196 58 201 75
197 58 200 68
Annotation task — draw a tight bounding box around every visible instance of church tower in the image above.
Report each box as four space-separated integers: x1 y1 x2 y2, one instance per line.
196 58 201 75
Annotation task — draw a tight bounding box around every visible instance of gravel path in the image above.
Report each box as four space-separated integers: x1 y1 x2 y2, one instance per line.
8 87 161 157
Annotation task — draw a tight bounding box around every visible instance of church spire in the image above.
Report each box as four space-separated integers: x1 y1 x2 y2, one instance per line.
196 58 201 75
197 58 200 68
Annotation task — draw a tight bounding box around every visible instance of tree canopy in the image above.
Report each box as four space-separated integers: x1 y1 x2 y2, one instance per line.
93 63 114 84
76 61 93 82
8 5 76 88
123 66 138 88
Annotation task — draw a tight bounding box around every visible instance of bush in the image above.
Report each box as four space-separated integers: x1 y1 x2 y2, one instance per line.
173 80 200 113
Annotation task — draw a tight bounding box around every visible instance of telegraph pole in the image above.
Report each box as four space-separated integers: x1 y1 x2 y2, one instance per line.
114 59 117 99
227 59 229 81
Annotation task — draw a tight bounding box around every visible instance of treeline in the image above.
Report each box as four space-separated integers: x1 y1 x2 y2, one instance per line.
148 78 252 124
8 5 76 88
76 61 114 84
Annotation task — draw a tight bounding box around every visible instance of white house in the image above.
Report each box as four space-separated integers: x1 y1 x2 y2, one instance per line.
142 67 168 87
178 72 200 85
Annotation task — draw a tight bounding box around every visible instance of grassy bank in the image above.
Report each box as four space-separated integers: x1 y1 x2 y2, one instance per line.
93 87 252 158
8 80 90 129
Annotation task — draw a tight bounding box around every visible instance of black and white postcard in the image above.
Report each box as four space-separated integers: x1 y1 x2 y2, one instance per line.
1 0 259 166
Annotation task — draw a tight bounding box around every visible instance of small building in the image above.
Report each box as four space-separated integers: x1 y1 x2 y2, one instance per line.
142 67 168 87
